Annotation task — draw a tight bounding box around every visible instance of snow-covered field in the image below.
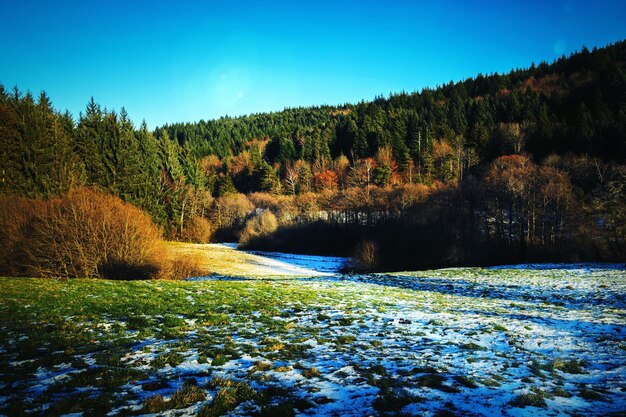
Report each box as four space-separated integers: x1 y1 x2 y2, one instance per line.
244 250 348 274
215 242 348 275
168 242 348 277
0 263 624 416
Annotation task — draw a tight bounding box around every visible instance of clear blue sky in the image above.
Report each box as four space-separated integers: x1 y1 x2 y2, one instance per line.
1 0 625 128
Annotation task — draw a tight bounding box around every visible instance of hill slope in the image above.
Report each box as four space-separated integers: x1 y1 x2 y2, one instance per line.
160 41 626 165
1 41 624 270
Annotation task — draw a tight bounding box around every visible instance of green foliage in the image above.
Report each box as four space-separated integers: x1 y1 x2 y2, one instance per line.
216 175 237 196
373 164 392 187
153 41 625 171
0 89 84 197
265 135 297 164
1 41 626 248
257 161 280 193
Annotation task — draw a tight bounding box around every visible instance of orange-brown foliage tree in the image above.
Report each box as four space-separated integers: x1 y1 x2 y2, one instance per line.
313 170 339 191
484 155 574 248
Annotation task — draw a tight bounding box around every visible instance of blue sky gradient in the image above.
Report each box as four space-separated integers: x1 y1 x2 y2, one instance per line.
1 0 625 128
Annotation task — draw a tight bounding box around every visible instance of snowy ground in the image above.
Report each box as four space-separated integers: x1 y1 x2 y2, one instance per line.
167 242 348 277
0 264 624 416
234 246 347 275
215 242 348 274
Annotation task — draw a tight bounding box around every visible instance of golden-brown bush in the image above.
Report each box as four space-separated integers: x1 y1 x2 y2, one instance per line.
181 216 213 243
391 183 431 210
239 210 278 246
161 251 207 280
22 187 164 279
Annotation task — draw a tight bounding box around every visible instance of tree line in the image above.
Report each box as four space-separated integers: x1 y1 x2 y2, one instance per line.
1 40 625 271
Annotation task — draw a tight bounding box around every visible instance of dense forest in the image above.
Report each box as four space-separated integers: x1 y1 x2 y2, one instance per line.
1 41 625 271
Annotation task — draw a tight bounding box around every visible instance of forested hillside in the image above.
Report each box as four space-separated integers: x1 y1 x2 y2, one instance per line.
1 41 625 270
162 41 626 165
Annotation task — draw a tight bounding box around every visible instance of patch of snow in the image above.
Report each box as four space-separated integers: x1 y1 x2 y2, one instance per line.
214 242 239 249
246 250 349 274
487 262 625 271
4 264 626 416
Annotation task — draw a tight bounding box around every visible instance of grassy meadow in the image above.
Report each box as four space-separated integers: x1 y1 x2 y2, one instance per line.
1 261 625 416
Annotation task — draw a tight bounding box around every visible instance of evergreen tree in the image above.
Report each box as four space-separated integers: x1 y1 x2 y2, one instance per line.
353 129 369 158
117 108 146 201
158 129 185 181
373 164 392 187
216 175 237 196
76 97 106 186
135 120 167 224
1 89 83 197
257 161 281 193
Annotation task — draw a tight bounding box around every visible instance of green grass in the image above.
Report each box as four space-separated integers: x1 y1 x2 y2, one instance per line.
0 277 329 415
0 267 623 416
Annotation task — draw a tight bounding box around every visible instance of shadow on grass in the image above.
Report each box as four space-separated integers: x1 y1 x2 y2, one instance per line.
327 273 626 310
